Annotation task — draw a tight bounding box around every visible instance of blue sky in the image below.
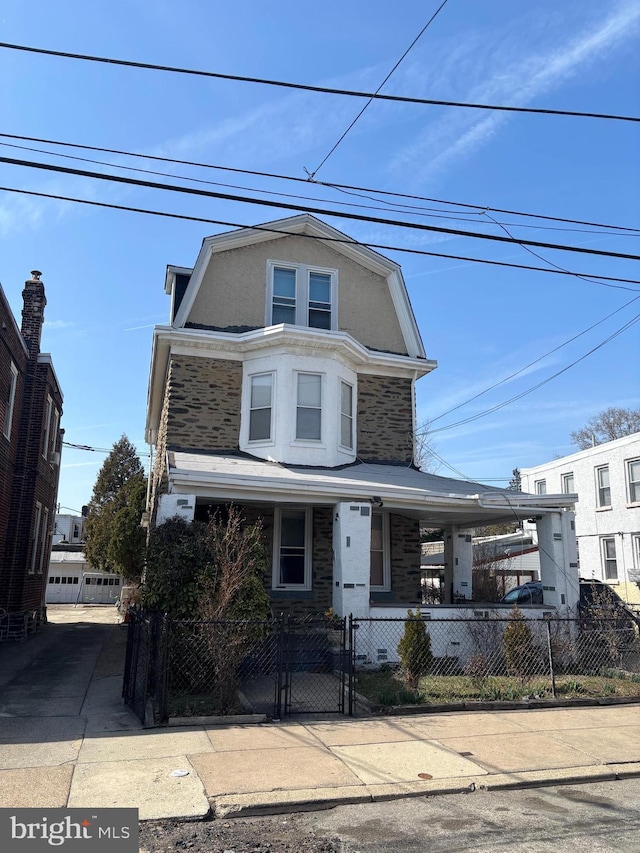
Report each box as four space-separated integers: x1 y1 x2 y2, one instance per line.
1 0 639 512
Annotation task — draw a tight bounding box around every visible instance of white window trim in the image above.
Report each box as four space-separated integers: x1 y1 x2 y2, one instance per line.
30 502 42 574
534 479 547 496
49 407 60 462
39 507 49 574
42 395 53 460
293 371 324 445
626 457 640 505
247 371 275 445
601 536 618 581
370 511 391 592
266 260 338 330
561 472 574 494
595 465 611 508
632 533 640 574
272 506 313 591
3 361 18 440
339 380 354 451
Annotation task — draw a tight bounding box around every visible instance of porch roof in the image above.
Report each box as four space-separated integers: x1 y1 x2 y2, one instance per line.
166 451 576 527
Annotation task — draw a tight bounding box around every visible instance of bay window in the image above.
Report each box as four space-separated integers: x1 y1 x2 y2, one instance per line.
340 381 353 449
296 373 322 441
248 373 273 442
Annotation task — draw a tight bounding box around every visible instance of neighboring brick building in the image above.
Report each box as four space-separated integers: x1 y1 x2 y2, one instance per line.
145 215 578 616
0 272 63 640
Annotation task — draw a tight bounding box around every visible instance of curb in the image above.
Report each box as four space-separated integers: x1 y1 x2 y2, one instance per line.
208 762 640 818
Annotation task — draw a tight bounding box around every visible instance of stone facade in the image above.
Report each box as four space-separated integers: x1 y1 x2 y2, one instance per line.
165 355 242 451
357 375 414 463
388 514 422 605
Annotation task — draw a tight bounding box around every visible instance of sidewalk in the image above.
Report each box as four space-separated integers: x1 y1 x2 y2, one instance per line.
1 610 640 821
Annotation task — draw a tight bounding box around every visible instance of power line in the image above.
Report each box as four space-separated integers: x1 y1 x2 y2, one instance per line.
2 183 640 288
426 312 640 435
308 0 451 178
62 440 150 457
5 138 633 238
3 154 640 262
2 41 639 123
1 131 638 234
428 293 640 424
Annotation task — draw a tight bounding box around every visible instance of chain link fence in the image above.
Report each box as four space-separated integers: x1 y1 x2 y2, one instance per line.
352 612 640 708
123 612 348 722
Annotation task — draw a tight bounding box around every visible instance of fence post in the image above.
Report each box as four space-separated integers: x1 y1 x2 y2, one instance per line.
348 614 354 717
275 612 285 719
156 614 169 724
546 620 556 700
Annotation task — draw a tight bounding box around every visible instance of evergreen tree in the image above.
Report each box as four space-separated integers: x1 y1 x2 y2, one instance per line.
83 435 146 579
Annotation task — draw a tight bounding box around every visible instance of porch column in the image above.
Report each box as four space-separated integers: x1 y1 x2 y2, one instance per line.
156 494 196 525
332 501 372 618
443 526 473 604
535 511 579 611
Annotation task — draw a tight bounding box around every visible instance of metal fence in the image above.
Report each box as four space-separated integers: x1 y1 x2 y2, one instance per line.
124 610 640 724
351 613 640 707
123 611 349 723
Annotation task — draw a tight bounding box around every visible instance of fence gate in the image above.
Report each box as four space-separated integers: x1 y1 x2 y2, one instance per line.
275 615 350 717
122 611 152 723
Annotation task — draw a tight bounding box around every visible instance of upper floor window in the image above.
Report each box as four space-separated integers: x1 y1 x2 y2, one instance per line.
42 395 53 459
562 473 575 494
627 458 640 504
267 262 337 331
3 362 18 440
596 465 611 507
296 373 322 441
535 479 547 495
340 381 353 450
248 373 273 442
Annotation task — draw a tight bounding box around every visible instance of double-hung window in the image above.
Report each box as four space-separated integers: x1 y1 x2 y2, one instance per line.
268 262 337 330
39 508 49 574
248 373 273 442
535 479 547 495
273 507 311 589
340 381 353 450
42 395 53 459
633 534 640 575
30 502 42 574
601 537 618 580
370 512 390 591
627 458 640 504
3 362 18 440
596 466 611 507
562 473 575 494
296 373 322 441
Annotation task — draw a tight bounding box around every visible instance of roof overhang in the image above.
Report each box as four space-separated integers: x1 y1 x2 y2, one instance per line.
164 452 576 528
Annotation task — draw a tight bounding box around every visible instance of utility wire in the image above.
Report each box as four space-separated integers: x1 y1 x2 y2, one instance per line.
3 155 640 262
1 131 638 234
428 293 640 424
2 184 639 288
5 138 633 237
425 312 640 436
307 0 451 178
2 41 639 123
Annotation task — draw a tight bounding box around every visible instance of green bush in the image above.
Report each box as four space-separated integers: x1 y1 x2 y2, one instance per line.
397 609 433 688
502 607 537 683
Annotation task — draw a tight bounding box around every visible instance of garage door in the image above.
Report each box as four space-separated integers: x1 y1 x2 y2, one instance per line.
46 575 81 604
82 575 121 604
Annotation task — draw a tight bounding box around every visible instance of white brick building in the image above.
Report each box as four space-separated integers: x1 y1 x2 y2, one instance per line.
521 432 640 604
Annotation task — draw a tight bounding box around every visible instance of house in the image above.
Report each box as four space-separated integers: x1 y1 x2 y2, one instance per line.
46 544 122 605
521 432 640 606
0 272 63 640
145 215 579 618
52 511 86 546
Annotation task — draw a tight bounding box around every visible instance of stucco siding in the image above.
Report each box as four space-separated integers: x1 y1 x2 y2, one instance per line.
187 235 408 354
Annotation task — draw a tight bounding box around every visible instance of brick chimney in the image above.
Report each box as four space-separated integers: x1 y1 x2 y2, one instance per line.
21 270 47 359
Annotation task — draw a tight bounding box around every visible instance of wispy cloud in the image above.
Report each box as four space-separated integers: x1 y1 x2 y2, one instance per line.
44 319 75 330
391 1 640 184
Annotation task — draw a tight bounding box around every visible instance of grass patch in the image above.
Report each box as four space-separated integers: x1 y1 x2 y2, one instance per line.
355 667 640 708
166 693 244 718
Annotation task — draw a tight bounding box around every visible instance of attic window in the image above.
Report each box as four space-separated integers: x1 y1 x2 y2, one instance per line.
267 261 337 331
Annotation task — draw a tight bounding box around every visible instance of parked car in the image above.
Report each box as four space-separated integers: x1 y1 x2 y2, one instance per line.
500 581 543 606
